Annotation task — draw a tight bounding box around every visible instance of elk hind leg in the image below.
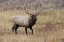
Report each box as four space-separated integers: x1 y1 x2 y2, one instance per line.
15 24 19 34
12 25 16 32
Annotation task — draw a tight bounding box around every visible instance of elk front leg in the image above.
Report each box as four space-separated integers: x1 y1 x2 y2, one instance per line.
25 27 27 34
30 27 33 34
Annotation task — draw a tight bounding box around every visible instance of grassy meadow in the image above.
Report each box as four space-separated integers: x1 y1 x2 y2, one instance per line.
0 9 64 42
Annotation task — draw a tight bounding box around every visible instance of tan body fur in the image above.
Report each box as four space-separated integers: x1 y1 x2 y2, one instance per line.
13 15 31 27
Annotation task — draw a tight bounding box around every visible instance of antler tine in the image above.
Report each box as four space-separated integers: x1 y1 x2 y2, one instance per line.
36 3 42 16
36 9 42 15
24 5 31 14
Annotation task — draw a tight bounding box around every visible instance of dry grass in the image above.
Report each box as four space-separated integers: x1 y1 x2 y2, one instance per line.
0 9 64 42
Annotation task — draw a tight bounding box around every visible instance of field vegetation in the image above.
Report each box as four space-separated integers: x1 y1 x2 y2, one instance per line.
0 9 64 42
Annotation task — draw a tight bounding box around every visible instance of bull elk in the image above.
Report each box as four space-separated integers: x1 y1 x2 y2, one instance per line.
12 5 42 34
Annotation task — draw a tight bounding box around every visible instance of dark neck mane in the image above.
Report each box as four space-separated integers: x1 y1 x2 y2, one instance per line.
29 17 37 26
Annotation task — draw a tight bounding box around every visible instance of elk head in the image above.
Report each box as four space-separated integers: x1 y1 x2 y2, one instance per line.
24 4 42 21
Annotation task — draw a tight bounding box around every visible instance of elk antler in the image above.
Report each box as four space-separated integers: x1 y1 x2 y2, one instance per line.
36 9 42 16
36 3 42 16
24 5 33 15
